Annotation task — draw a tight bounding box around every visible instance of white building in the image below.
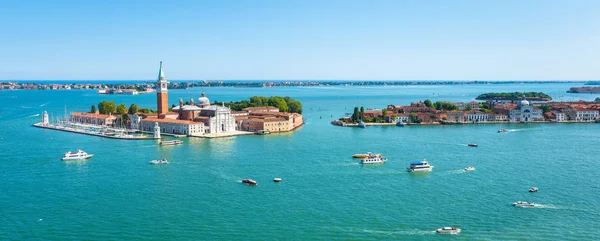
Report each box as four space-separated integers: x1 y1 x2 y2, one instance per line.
466 112 488 122
389 115 411 123
509 96 544 122
553 112 566 122
140 118 205 136
575 109 599 121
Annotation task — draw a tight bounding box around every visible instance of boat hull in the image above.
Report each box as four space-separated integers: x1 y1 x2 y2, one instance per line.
407 166 433 172
61 154 93 161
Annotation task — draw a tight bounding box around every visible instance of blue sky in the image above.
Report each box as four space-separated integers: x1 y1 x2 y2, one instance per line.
1 0 599 80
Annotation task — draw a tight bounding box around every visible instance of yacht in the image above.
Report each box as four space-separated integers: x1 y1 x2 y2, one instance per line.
464 166 475 171
358 121 366 128
61 149 93 161
273 178 282 182
436 227 461 235
160 140 183 146
150 158 168 164
353 152 375 158
242 179 257 185
360 154 387 164
529 187 539 192
407 159 434 172
467 143 478 147
512 201 536 208
396 121 405 127
498 129 509 133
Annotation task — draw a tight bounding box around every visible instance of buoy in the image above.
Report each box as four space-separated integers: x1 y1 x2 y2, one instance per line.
274 178 282 182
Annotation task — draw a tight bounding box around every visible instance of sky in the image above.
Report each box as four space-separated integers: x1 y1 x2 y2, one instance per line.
1 0 599 80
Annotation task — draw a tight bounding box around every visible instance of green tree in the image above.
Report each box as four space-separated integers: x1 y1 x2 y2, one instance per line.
352 107 359 122
464 104 472 111
381 109 388 122
595 97 600 103
128 103 139 115
250 96 268 106
268 96 289 112
409 113 420 123
360 106 365 120
98 100 117 114
287 99 303 114
424 99 433 108
116 104 127 115
90 105 96 113
540 104 552 113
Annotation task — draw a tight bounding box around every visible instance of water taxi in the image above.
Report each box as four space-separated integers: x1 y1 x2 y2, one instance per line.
255 130 271 135
467 143 478 147
529 187 539 192
352 152 375 158
150 158 168 164
407 159 434 172
273 178 282 182
498 129 509 133
436 227 461 235
160 140 183 146
61 149 93 161
360 154 387 164
464 166 475 171
512 201 536 208
242 179 257 185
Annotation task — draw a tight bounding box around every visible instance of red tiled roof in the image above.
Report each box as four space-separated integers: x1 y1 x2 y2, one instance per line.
141 117 199 124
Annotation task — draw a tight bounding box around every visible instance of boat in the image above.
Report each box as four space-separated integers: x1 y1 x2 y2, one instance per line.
160 140 183 146
464 166 475 171
498 129 509 133
467 143 478 147
436 227 461 235
360 154 387 164
273 178 282 182
61 149 93 161
255 130 271 135
242 179 257 185
358 120 366 128
396 121 405 127
512 201 536 208
352 152 375 158
150 158 168 164
407 159 434 172
529 187 539 192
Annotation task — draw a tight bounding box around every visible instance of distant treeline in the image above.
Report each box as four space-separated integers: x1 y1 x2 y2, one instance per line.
476 92 552 100
212 96 303 114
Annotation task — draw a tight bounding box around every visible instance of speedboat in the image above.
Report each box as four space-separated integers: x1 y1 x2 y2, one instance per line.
255 130 271 135
150 158 168 164
529 187 539 192
498 129 509 133
467 143 478 147
242 179 257 185
360 154 387 164
407 159 434 172
273 178 282 182
353 152 375 158
464 166 475 171
358 121 366 128
396 121 405 127
512 201 536 208
436 227 461 235
160 140 183 146
61 149 93 161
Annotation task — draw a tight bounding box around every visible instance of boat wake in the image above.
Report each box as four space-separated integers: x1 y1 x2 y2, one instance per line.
27 114 40 118
39 102 49 107
533 204 558 209
20 106 33 109
361 228 436 236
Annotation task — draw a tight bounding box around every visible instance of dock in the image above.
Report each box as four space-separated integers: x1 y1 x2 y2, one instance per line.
33 123 158 140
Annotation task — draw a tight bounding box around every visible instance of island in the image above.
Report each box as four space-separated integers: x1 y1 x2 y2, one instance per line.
567 87 600 93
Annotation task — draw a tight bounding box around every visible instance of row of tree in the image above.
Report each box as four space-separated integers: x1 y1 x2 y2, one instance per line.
213 96 303 114
476 92 552 100
423 99 459 111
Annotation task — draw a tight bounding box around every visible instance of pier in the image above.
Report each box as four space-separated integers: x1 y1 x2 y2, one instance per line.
33 123 158 140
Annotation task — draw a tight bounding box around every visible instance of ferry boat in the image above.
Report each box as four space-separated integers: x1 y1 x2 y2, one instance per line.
396 121 405 127
436 227 461 235
352 152 375 158
61 149 93 161
358 121 366 128
273 178 282 182
464 166 475 171
160 140 183 146
529 187 539 192
242 179 257 185
467 143 478 147
150 158 168 164
498 129 509 133
407 159 434 172
512 201 536 208
255 130 271 135
360 154 387 164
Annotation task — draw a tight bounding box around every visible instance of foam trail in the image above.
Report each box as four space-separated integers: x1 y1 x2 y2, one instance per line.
27 114 40 118
40 102 49 107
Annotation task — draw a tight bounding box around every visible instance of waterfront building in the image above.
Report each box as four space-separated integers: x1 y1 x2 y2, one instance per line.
508 96 544 122
389 114 411 123
140 118 205 136
42 111 49 125
469 101 480 110
446 111 465 123
488 113 508 122
553 112 566 122
236 110 303 132
574 109 599 121
70 112 117 125
466 112 488 122
242 106 280 113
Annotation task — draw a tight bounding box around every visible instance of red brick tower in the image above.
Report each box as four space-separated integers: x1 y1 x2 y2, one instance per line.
156 61 169 118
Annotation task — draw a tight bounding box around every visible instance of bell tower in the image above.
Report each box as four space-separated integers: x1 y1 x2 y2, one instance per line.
156 61 169 118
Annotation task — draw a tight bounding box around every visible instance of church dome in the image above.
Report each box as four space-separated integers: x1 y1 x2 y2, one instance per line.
518 95 529 107
198 91 210 106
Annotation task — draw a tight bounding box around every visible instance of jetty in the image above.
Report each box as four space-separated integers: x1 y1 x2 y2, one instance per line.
33 123 158 140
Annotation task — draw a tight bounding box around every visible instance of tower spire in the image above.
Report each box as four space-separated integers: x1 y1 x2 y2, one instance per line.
158 61 165 80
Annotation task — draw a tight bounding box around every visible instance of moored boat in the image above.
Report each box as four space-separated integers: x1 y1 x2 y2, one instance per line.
436 227 461 235
512 201 536 207
529 187 539 192
255 130 271 135
160 140 183 146
61 149 93 161
396 121 405 127
407 159 434 172
150 158 168 164
360 154 387 164
358 121 366 128
242 179 257 185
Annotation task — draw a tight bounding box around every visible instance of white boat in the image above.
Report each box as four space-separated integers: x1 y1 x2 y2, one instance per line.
358 121 366 128
436 227 461 235
396 121 405 127
150 158 168 164
407 159 434 172
352 152 375 158
160 140 183 146
61 149 93 161
498 129 509 133
242 179 257 185
529 187 539 192
464 166 475 171
512 201 536 208
273 178 282 182
360 154 387 164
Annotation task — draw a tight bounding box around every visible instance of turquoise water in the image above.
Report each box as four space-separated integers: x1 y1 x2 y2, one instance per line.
1 83 599 240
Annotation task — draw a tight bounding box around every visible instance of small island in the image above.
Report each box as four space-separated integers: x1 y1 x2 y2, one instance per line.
476 92 552 101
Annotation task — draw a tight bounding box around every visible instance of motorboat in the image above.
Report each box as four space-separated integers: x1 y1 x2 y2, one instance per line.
352 152 375 158
396 121 405 127
467 143 478 147
255 130 271 135
61 149 93 161
436 227 461 235
160 140 183 146
242 179 257 185
358 121 366 128
512 201 536 208
273 178 282 182
407 159 434 172
498 129 509 133
360 154 387 164
529 187 539 192
150 158 168 164
464 166 475 171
